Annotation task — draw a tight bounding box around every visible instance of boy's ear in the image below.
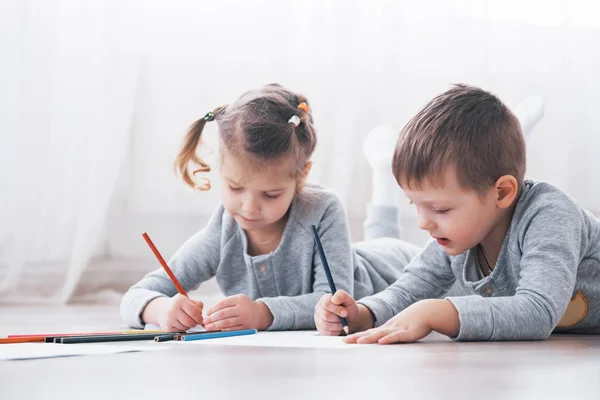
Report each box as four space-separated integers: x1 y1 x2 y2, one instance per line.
495 175 519 208
296 161 312 192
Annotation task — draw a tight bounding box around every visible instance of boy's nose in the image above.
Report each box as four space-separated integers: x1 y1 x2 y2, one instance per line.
418 214 434 231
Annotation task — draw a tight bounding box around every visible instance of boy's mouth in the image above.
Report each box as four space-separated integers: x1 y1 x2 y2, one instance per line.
435 237 450 246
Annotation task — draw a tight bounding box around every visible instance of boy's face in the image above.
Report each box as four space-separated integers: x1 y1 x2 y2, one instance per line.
403 167 501 256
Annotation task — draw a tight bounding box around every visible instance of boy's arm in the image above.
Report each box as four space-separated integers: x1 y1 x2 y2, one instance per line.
119 207 224 328
358 239 456 327
447 199 585 341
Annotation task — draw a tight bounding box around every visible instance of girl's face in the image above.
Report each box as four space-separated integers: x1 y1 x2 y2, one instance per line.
220 151 308 233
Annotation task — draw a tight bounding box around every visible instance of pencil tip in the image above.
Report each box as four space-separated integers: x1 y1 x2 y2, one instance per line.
343 326 349 334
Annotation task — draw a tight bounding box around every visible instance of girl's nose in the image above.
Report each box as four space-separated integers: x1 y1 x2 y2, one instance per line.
242 195 260 215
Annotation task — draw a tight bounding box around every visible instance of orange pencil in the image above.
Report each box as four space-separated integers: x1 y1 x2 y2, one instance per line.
0 337 45 344
142 232 188 296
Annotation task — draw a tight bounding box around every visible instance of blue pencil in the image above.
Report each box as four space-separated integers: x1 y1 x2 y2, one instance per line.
180 329 257 342
311 225 350 335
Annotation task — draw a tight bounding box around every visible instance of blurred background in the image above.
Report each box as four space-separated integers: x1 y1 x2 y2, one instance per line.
1 0 599 304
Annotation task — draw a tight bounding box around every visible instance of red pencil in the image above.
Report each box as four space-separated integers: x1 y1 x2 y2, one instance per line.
142 232 188 296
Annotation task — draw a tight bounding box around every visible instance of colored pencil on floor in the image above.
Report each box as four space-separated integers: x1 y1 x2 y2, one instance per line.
154 330 222 342
180 329 257 342
8 330 164 340
57 332 183 344
0 337 46 344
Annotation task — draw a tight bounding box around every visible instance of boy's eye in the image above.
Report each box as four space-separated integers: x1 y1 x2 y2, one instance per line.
434 209 450 214
229 185 242 191
264 193 280 200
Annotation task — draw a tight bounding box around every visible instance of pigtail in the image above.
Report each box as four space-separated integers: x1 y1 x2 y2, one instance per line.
290 96 317 169
174 105 226 190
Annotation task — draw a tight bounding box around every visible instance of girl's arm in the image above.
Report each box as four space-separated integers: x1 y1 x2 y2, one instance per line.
119 206 225 328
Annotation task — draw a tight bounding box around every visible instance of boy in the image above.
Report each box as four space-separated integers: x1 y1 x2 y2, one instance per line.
315 84 600 342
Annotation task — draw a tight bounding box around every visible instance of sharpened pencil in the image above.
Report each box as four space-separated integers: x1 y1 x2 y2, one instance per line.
311 225 350 335
142 232 188 296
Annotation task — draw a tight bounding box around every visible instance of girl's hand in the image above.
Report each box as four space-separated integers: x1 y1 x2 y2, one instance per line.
204 294 274 331
151 294 204 332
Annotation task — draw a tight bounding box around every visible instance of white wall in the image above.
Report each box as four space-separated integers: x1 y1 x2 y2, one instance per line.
2 0 600 300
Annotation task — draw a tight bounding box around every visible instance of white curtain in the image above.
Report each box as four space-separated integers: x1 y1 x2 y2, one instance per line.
0 0 141 303
1 0 599 303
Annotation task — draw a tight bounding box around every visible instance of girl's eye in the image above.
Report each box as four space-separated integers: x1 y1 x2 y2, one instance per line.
264 193 280 200
434 209 450 214
229 185 242 191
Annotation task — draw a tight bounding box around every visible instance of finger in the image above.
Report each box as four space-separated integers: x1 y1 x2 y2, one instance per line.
205 317 241 331
316 318 343 334
206 296 238 315
378 329 414 344
342 333 361 343
181 307 203 328
319 295 349 317
343 328 380 344
219 324 244 332
166 320 187 332
204 305 238 324
182 300 204 324
356 328 392 344
331 290 353 306
317 308 345 323
176 312 197 329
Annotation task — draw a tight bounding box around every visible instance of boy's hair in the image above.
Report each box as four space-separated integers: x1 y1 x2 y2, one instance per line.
392 84 526 194
175 83 317 190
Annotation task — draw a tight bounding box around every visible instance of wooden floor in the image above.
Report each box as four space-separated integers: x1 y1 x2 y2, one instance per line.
2 304 600 400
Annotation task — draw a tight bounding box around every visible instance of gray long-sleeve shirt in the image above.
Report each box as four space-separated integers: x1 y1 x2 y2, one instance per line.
359 179 600 341
120 184 419 330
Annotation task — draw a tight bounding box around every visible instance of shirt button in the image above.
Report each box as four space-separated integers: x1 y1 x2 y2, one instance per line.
484 287 494 296
258 264 267 273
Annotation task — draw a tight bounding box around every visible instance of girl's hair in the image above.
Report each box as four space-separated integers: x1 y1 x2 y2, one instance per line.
174 83 317 190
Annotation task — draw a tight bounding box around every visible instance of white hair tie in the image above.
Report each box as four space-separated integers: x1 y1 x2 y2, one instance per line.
288 115 301 127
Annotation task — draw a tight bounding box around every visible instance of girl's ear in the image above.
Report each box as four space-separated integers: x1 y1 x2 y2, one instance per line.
296 161 312 193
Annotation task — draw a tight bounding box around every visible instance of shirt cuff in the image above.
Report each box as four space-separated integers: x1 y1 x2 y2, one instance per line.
123 291 166 329
357 296 397 328
256 297 296 331
446 296 493 341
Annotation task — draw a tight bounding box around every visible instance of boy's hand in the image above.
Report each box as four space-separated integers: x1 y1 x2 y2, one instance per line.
150 294 204 332
314 290 365 336
204 294 274 331
343 299 459 344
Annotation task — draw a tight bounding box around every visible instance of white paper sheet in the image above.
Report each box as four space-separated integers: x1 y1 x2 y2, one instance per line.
175 331 371 349
0 343 163 361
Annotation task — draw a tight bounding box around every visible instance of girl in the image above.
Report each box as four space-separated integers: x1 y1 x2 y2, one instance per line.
120 83 419 332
